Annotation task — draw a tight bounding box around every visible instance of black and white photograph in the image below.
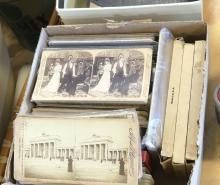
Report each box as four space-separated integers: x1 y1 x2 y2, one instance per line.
89 50 146 97
32 48 153 104
40 51 93 97
14 112 139 185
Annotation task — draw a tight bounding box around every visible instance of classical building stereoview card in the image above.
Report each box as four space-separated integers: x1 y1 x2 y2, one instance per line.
31 48 153 104
14 111 139 185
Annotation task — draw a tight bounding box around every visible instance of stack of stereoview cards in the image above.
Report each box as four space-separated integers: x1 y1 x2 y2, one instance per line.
14 110 144 185
12 33 157 185
32 34 156 109
30 33 158 128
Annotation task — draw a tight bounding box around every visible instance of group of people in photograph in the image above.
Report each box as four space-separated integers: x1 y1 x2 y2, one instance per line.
43 55 86 96
43 53 141 97
90 54 131 96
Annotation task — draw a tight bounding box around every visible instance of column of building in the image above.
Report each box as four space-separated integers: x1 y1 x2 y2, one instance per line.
81 143 109 161
31 141 58 159
108 149 127 161
99 145 101 160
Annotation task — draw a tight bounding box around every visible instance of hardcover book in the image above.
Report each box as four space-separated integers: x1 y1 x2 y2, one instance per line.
161 39 184 158
172 43 195 164
186 41 206 161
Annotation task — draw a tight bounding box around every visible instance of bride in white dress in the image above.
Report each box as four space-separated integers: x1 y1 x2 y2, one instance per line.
90 58 112 94
43 59 62 94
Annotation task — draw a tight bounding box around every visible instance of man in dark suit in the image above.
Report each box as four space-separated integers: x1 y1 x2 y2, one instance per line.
109 53 129 95
67 156 73 172
58 55 79 95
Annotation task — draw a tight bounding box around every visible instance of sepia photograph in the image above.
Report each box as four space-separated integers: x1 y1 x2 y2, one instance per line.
41 51 93 97
89 50 145 97
14 111 139 185
32 47 153 104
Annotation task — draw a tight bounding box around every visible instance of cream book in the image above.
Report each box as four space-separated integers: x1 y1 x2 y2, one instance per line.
186 41 206 161
14 110 140 185
172 43 195 164
161 39 184 158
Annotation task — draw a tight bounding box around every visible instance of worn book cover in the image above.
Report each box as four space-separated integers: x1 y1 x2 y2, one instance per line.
185 41 206 161
32 48 153 105
14 110 140 185
161 39 184 158
172 43 195 164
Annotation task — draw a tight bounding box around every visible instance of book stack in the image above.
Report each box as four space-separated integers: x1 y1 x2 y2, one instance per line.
161 39 206 176
29 33 157 129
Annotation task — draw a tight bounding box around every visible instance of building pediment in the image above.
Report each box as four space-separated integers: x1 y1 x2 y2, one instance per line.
81 134 113 144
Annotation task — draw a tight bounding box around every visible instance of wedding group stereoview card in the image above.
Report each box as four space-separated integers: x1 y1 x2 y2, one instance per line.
14 110 140 185
31 47 153 105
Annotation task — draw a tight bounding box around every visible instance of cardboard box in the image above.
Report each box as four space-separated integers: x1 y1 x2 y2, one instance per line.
56 0 202 24
1 21 206 185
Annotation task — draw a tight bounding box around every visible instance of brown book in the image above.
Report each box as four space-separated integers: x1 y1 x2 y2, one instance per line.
185 41 206 161
172 43 195 164
161 39 184 158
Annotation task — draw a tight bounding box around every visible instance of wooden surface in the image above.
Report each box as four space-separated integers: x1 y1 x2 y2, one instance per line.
201 0 220 184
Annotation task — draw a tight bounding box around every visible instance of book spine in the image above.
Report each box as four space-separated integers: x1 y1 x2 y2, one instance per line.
161 39 184 158
172 43 195 164
185 41 206 161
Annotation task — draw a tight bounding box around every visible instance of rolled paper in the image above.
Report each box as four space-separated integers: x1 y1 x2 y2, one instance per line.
142 28 174 151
